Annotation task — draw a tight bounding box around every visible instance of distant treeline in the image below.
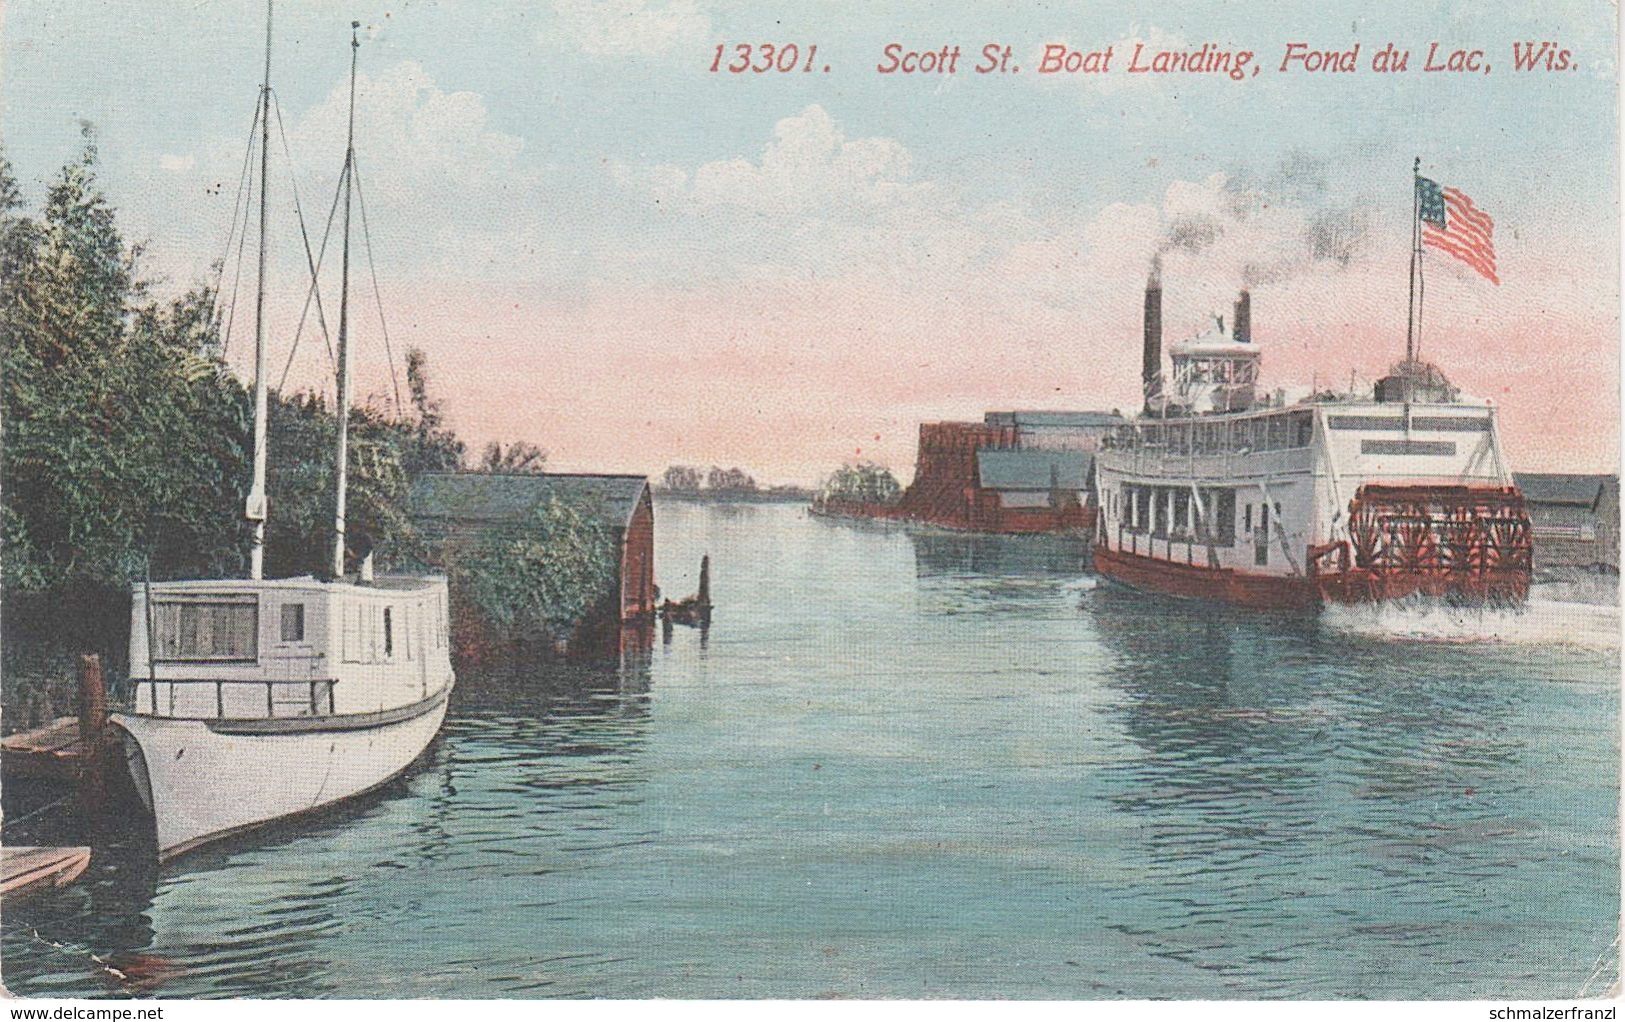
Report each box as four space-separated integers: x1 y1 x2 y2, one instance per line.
657 465 811 502
0 130 603 713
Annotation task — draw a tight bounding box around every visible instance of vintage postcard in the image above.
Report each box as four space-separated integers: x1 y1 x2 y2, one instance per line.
0 0 1618 1008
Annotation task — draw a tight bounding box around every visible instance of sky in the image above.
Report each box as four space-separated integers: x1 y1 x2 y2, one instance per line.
2 0 1618 483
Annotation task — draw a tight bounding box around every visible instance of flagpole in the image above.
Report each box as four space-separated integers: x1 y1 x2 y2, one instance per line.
1406 156 1419 364
1415 159 1426 363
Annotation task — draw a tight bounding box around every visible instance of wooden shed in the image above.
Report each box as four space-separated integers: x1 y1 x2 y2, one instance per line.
407 472 656 653
1513 472 1620 572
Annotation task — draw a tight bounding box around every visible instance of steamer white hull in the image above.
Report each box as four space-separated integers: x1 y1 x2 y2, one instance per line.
113 684 450 860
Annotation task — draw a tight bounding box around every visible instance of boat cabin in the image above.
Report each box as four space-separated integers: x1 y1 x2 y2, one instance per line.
128 575 452 720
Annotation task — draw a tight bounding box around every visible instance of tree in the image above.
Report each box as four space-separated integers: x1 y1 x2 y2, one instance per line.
402 347 465 475
818 462 902 506
706 465 756 494
454 498 616 642
1 136 249 593
661 465 702 492
480 440 547 474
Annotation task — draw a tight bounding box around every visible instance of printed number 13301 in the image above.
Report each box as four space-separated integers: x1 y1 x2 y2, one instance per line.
709 43 824 73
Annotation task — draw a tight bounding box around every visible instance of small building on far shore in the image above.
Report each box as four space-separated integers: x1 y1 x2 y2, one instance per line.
408 472 656 655
881 411 1121 533
971 448 1091 533
1513 472 1620 572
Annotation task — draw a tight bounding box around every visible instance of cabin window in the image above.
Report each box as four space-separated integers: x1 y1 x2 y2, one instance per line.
1292 412 1314 447
1244 503 1253 533
153 598 258 662
383 608 394 658
281 603 305 642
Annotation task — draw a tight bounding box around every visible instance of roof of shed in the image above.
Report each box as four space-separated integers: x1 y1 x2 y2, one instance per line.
408 472 648 532
976 449 1090 490
1513 473 1614 507
984 410 1124 429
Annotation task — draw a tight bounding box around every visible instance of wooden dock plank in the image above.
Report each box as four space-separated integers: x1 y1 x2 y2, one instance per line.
0 846 91 902
2 717 90 783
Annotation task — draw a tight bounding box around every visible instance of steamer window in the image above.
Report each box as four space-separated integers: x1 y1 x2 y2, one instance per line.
154 598 258 661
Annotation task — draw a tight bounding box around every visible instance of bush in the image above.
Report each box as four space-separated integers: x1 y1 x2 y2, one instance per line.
817 462 902 506
453 498 617 645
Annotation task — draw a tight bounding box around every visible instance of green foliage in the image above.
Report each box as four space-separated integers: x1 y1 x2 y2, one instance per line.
1 138 250 591
0 137 461 602
455 498 617 642
818 461 902 506
262 393 419 577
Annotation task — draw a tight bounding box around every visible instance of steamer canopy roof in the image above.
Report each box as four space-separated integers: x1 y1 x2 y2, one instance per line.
408 472 649 533
976 449 1090 490
1512 473 1615 508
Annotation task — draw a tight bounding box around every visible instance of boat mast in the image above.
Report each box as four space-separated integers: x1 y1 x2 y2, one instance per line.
332 21 359 579
247 0 273 580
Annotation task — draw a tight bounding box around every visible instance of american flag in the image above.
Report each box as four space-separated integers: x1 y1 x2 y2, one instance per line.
1417 177 1498 285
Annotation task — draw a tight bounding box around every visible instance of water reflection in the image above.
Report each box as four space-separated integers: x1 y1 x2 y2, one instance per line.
3 650 659 999
907 529 1090 578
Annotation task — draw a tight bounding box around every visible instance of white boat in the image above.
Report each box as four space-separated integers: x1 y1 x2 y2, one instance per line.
118 576 454 858
111 10 453 860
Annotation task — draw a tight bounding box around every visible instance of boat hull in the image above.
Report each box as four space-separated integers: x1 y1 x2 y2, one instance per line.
1093 544 1320 612
111 685 450 861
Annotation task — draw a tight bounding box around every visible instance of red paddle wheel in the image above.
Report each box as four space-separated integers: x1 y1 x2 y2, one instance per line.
1311 484 1532 606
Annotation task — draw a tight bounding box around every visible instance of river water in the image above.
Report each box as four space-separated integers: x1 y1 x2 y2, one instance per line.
2 502 1618 999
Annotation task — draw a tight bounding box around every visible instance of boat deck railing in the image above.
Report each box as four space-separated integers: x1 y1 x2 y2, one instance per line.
1099 445 1314 481
129 678 338 720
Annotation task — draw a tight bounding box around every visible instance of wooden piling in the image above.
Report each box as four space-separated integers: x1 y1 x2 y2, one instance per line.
76 654 108 813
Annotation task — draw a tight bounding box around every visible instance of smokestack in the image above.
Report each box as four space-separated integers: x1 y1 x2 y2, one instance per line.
1233 289 1251 343
1143 258 1163 410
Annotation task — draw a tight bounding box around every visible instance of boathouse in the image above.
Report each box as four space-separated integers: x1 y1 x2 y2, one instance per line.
407 472 656 652
1512 472 1620 571
972 449 1092 532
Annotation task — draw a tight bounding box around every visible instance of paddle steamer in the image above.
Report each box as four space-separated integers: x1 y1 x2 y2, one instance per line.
1092 260 1532 612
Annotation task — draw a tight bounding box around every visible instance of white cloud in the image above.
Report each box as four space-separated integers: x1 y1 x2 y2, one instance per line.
550 0 709 58
607 104 992 282
687 104 921 214
141 61 555 287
